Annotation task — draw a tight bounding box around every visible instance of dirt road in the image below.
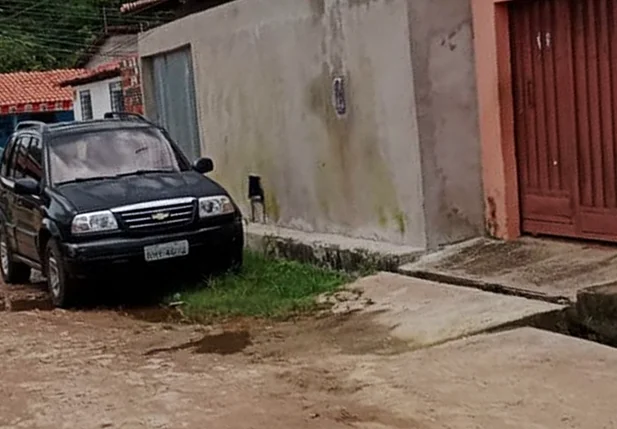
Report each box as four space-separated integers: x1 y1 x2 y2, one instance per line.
2 278 617 429
0 301 415 429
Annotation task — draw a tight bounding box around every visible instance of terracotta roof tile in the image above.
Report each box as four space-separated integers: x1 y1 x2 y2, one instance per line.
0 69 84 108
59 61 122 87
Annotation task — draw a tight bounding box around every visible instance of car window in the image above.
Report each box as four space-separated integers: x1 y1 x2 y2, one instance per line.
0 135 16 177
49 127 189 185
23 137 43 182
10 136 32 180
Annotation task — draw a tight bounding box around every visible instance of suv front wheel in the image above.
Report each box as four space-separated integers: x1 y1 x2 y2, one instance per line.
45 240 77 308
0 228 31 284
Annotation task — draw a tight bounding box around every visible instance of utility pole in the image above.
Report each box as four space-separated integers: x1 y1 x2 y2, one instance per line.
103 7 108 33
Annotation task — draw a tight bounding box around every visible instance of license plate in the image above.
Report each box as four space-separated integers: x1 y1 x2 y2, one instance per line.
144 240 189 262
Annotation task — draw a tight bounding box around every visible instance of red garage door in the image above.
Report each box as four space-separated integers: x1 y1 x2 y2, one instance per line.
510 0 617 241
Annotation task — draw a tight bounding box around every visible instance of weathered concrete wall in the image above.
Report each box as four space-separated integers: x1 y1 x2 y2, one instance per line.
139 0 483 248
407 0 484 248
140 0 426 247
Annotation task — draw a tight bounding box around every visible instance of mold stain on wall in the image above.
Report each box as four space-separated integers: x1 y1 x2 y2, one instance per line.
306 36 403 239
354 52 402 237
307 63 354 225
265 191 281 222
309 0 326 17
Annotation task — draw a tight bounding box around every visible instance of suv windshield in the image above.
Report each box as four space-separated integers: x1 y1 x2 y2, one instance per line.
49 127 188 185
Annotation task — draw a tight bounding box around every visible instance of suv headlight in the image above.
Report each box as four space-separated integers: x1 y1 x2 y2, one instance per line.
198 196 235 218
71 210 119 235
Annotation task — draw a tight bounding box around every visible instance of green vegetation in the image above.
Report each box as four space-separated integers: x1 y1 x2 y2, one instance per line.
0 0 172 73
171 251 351 321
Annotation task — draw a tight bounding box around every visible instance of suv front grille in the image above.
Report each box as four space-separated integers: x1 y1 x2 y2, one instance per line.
112 198 196 231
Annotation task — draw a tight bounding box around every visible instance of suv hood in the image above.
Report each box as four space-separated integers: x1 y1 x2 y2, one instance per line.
55 171 229 213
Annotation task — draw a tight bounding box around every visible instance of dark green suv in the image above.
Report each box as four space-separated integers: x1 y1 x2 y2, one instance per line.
0 113 243 307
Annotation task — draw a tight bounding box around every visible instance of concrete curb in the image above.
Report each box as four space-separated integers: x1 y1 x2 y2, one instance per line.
574 284 617 345
245 223 423 273
399 269 572 306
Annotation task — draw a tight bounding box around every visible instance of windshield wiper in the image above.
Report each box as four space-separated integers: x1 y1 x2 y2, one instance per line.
55 176 117 186
114 169 176 178
54 169 176 185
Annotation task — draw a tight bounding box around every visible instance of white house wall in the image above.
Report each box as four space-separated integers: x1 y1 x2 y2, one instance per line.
72 77 122 121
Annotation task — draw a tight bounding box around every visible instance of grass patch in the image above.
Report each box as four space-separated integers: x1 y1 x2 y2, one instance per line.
171 251 351 321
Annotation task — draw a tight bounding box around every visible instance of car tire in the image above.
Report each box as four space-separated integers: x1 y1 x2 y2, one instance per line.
45 240 77 308
223 244 243 274
0 228 31 284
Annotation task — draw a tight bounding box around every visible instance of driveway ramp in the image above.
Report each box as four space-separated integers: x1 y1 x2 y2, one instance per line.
338 272 563 348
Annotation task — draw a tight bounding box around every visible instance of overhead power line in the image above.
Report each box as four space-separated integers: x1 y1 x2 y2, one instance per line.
0 31 138 60
0 0 54 22
0 0 175 72
1 23 104 37
3 11 172 26
0 0 175 22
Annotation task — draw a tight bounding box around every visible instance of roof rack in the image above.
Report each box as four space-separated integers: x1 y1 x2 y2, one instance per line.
15 121 47 133
103 112 152 124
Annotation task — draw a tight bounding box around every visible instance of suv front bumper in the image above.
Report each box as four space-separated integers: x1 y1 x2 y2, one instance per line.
60 220 243 277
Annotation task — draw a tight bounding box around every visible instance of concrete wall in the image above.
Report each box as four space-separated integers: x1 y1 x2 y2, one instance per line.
406 0 484 248
139 0 483 249
73 77 122 121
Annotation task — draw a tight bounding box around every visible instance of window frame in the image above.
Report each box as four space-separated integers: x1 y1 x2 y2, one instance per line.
22 136 43 183
10 136 33 180
0 135 17 178
79 90 93 120
109 81 124 112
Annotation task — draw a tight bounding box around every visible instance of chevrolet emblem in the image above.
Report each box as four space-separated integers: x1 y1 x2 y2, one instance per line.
151 212 170 221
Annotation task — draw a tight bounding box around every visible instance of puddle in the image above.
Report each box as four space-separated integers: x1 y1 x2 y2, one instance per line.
145 331 252 356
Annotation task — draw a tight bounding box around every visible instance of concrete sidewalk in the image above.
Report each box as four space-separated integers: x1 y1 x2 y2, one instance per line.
331 272 563 349
331 274 617 428
399 237 617 303
350 328 617 429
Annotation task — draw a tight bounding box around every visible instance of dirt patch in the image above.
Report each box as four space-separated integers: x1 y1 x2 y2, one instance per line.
145 330 252 356
0 300 419 429
250 312 411 361
1 282 52 312
120 306 186 324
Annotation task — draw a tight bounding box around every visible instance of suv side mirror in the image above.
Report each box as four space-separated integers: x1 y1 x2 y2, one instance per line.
193 157 214 174
14 177 39 196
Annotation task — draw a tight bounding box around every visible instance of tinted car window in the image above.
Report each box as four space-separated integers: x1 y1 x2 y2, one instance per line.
49 127 189 185
23 137 43 182
0 136 16 177
11 136 32 180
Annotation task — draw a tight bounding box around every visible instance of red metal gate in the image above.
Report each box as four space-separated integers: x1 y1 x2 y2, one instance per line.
510 0 617 241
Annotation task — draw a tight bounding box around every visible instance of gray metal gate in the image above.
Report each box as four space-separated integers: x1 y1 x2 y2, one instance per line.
151 47 201 160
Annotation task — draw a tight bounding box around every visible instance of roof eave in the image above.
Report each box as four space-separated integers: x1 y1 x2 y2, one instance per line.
59 69 122 88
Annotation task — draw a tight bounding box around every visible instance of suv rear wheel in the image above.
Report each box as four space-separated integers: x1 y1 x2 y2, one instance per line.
45 240 77 308
0 228 31 284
